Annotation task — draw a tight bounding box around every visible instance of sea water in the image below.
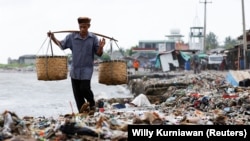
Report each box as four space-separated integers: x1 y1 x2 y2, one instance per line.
0 70 133 117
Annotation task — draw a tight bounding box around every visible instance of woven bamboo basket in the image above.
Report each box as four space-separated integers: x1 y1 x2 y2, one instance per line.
98 60 128 85
35 55 68 81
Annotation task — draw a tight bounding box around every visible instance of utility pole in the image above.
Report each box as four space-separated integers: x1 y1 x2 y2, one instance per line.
200 0 212 52
242 0 247 69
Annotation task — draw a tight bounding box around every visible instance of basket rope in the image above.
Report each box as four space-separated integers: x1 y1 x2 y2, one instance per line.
36 37 49 55
108 40 128 85
36 31 127 83
36 36 68 81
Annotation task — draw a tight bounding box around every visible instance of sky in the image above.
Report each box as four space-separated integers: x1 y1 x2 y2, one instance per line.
0 0 249 64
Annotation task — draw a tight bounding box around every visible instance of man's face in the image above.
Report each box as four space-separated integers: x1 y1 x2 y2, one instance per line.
79 23 90 36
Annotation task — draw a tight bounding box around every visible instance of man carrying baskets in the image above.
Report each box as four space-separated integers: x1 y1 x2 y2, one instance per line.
47 17 106 115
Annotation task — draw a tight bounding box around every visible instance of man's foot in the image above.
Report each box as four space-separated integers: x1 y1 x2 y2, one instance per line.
88 106 96 115
80 103 89 113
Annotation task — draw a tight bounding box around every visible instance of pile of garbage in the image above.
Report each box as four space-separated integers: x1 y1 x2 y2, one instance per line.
1 70 250 141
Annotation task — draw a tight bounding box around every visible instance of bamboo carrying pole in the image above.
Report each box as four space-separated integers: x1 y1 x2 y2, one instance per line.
52 30 118 42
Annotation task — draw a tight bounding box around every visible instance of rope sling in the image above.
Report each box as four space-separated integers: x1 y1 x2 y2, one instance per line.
36 30 128 85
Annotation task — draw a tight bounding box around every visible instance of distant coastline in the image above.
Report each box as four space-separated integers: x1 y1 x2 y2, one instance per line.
0 66 35 72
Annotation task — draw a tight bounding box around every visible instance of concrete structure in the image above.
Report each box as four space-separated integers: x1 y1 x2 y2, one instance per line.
165 28 184 42
189 14 204 52
136 40 175 53
189 26 204 51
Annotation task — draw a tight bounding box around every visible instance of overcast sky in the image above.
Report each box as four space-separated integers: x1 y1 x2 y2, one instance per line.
0 0 249 64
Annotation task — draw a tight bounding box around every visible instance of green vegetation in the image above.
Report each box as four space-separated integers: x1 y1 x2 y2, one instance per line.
205 31 238 51
0 63 34 69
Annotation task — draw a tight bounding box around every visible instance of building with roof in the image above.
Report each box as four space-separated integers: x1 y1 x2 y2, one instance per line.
18 55 36 65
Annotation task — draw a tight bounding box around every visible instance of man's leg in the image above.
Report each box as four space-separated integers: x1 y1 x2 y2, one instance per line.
71 78 86 112
80 80 95 109
198 64 201 73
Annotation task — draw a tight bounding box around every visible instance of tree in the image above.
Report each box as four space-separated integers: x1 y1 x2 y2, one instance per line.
205 32 219 50
224 36 238 49
100 52 111 61
125 48 133 56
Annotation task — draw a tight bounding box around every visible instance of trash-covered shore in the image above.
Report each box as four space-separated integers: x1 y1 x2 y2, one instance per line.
1 70 250 141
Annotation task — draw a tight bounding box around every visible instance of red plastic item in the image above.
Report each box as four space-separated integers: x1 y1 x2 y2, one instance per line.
222 93 238 99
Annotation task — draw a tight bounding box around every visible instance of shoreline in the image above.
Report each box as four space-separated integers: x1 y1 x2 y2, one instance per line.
2 69 250 140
